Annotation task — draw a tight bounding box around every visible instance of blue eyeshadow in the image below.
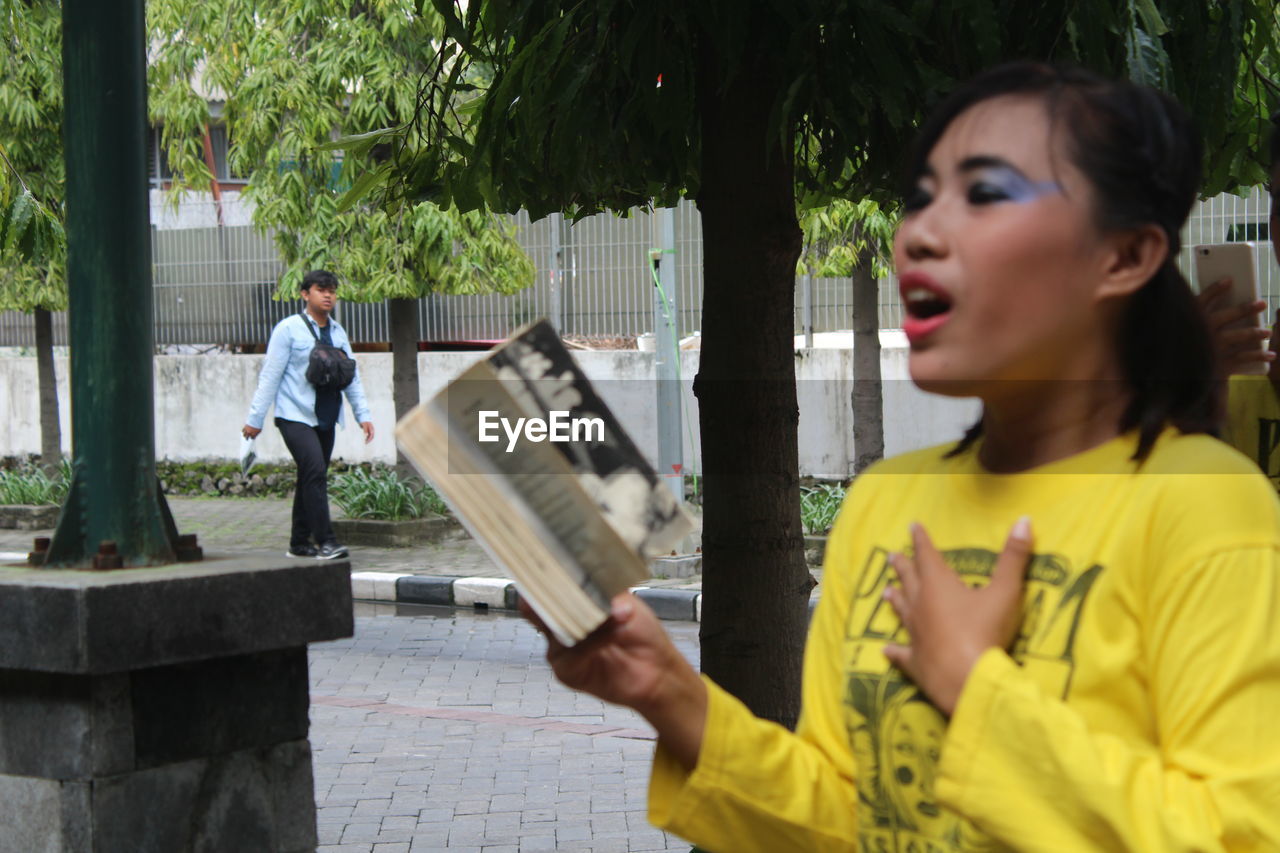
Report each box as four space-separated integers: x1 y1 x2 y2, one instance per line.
981 165 1062 203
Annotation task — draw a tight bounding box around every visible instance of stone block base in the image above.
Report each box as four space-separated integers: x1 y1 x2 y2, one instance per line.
650 554 701 579
331 515 462 547
0 740 315 853
0 556 352 852
804 534 828 567
0 504 59 530
0 648 317 853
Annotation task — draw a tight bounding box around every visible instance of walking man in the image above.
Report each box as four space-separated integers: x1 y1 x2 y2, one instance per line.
243 270 374 558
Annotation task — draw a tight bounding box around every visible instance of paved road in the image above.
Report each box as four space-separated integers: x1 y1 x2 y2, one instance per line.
310 603 700 853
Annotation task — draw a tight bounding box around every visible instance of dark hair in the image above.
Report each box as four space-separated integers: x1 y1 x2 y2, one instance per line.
301 269 339 292
907 62 1216 462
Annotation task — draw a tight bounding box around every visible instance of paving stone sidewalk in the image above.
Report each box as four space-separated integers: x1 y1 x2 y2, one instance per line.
0 495 711 593
0 496 826 613
311 602 696 852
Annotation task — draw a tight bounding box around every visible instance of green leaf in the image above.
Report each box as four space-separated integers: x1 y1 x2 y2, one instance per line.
1132 0 1170 37
2 190 34 259
1124 24 1170 88
335 166 388 212
316 126 401 154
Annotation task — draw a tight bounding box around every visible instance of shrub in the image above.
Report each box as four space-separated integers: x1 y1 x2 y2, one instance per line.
155 458 298 498
0 462 69 506
800 483 847 535
329 468 449 521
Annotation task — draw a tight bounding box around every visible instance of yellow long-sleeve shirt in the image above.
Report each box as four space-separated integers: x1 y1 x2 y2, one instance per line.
1224 374 1280 491
650 428 1280 852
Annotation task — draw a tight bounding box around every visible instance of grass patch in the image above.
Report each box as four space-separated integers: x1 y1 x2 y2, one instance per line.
800 483 847 535
330 468 449 521
0 460 70 506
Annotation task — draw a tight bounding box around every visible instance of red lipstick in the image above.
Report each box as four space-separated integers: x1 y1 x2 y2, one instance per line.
898 271 953 345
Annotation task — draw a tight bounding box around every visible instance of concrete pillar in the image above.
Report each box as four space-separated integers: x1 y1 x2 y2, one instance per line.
0 557 353 852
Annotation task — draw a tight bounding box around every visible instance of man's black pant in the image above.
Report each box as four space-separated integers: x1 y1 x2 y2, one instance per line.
276 418 336 548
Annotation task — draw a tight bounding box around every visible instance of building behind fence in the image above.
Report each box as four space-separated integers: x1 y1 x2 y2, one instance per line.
1 188 1275 347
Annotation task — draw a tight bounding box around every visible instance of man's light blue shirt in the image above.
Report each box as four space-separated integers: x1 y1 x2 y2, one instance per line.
246 313 371 429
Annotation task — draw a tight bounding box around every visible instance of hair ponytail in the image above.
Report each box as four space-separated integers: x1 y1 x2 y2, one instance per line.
1117 260 1219 459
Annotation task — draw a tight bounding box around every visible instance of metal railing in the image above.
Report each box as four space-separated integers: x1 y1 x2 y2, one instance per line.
0 189 1275 347
796 185 1280 339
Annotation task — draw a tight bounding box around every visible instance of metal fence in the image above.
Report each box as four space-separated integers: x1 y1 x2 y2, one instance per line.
799 185 1280 338
1 188 1275 347
413 203 705 343
1180 186 1280 304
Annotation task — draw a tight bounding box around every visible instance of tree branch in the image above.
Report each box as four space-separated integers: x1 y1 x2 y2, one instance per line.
0 140 32 195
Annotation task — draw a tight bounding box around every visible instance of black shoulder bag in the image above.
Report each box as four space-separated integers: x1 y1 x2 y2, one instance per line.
300 312 357 391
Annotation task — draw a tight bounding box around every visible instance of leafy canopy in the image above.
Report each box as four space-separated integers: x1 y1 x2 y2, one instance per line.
146 0 534 302
798 200 896 280
0 0 65 312
0 0 533 511
362 0 1279 221
2 0 533 314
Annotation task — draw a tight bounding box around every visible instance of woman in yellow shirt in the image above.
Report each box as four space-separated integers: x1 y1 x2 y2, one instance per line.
1201 111 1280 487
528 63 1280 852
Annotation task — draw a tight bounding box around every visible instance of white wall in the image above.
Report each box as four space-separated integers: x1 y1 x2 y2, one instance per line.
0 353 71 459
0 335 980 479
148 189 255 230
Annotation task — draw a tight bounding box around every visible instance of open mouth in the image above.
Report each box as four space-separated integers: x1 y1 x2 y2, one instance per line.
899 273 954 345
903 287 952 321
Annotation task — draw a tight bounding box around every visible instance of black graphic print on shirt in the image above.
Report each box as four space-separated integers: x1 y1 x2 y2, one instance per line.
841 545 1104 852
1256 418 1280 483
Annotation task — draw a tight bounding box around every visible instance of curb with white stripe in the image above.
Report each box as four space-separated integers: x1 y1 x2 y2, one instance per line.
349 571 703 622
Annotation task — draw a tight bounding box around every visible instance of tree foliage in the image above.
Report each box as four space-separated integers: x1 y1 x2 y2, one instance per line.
0 1 532 313
363 0 1278 217
798 200 896 281
0 0 65 312
147 0 534 303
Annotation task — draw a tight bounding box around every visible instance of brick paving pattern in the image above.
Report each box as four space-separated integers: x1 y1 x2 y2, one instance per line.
311 603 698 852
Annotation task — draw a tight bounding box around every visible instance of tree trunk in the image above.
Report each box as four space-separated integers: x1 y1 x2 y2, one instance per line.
388 297 420 482
34 307 62 476
851 245 884 475
693 30 810 728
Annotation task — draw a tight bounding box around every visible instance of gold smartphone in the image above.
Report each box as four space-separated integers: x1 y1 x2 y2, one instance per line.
1195 242 1266 376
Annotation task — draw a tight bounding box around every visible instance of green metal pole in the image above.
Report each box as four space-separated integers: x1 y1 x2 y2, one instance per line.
45 0 177 567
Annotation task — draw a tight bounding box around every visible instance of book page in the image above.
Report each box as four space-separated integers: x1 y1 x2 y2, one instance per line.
396 405 607 646
434 359 650 598
486 320 694 557
396 318 697 645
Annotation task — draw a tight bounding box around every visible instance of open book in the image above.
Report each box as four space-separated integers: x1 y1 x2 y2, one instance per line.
395 319 695 646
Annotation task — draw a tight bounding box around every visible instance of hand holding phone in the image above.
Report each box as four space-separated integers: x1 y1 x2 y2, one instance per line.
1194 242 1268 376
